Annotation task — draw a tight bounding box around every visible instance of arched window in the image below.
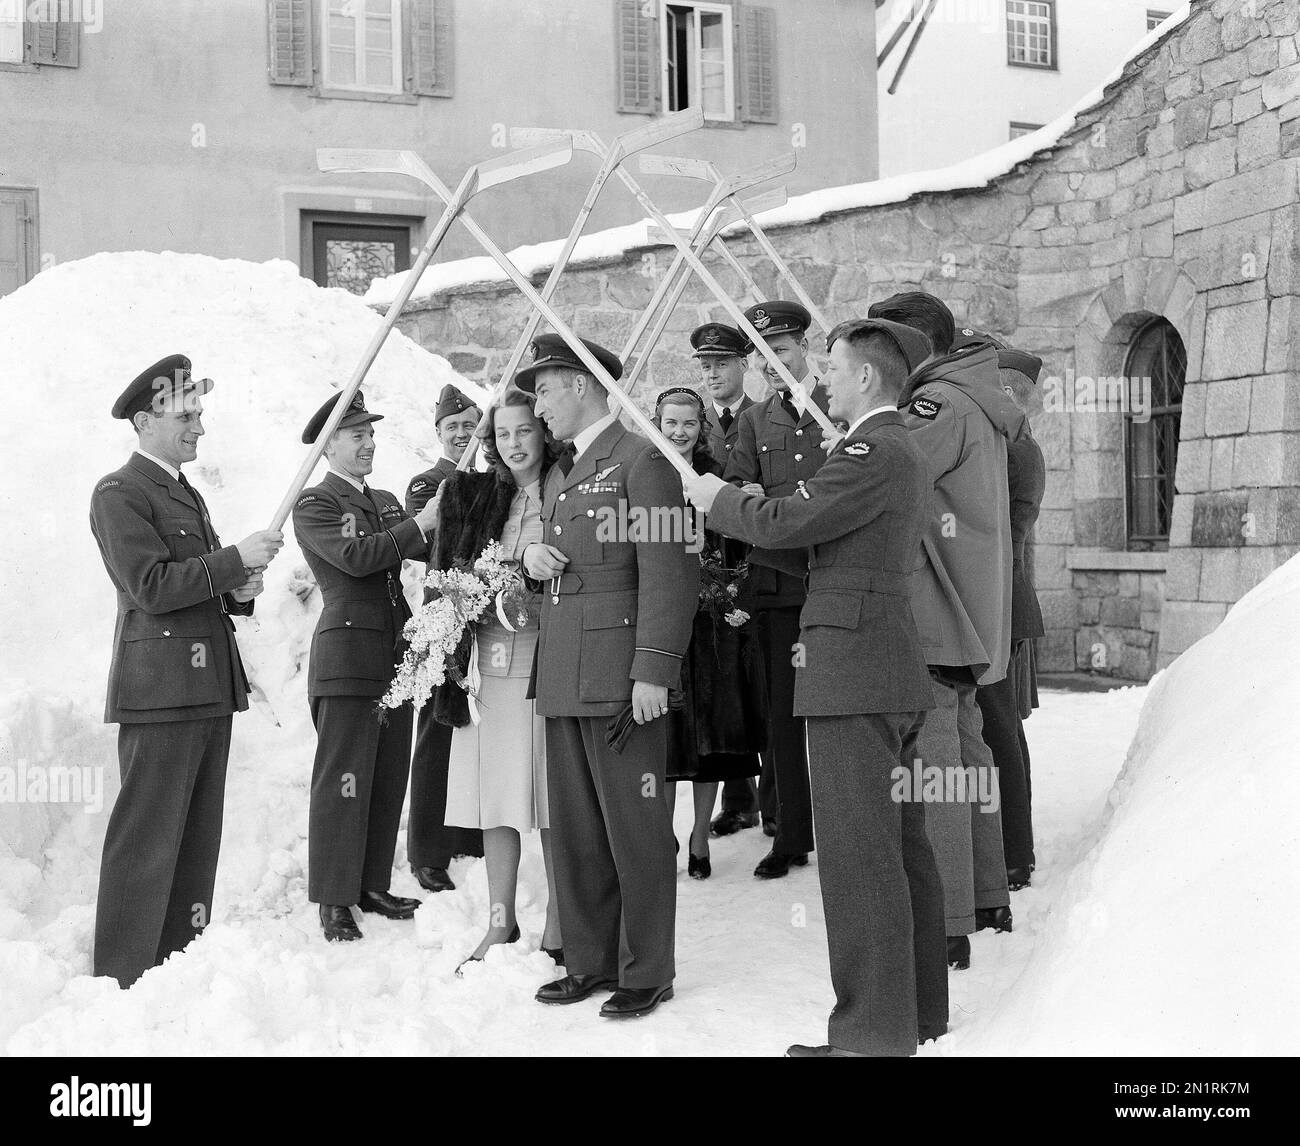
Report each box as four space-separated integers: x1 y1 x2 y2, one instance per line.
1124 318 1186 547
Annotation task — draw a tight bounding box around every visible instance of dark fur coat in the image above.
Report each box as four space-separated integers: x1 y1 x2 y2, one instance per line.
428 469 517 728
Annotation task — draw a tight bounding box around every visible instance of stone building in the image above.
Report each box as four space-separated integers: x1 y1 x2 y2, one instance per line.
390 0 1300 682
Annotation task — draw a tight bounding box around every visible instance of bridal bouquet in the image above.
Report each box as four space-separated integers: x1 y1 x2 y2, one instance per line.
382 540 523 711
698 544 751 629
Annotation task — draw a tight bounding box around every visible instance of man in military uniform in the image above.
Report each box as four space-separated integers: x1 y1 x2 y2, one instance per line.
516 334 697 1019
684 318 948 1057
90 353 284 986
867 293 1023 970
404 382 484 894
294 390 440 941
689 321 769 838
722 300 831 877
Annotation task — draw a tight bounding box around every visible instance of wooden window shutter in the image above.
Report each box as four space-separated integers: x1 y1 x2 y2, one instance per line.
407 0 453 97
267 0 313 86
616 0 658 115
29 12 81 68
739 4 777 124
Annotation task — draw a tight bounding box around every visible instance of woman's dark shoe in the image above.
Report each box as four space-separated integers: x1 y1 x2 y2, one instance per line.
947 935 971 970
456 923 521 976
687 852 711 879
542 945 564 965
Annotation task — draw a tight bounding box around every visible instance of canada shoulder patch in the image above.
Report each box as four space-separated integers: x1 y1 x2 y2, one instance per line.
296 494 318 508
845 443 873 457
409 480 428 494
95 478 123 492
908 395 942 420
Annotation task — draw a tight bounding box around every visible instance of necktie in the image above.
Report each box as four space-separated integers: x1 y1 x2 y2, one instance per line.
780 394 798 421
556 442 577 476
719 407 733 432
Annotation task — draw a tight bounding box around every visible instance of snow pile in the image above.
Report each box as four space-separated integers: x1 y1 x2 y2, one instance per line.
953 553 1300 1056
0 252 484 1046
366 3 1190 308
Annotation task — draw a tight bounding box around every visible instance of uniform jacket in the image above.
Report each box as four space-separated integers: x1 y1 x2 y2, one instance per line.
704 392 753 466
899 346 1026 685
293 470 429 699
530 420 698 718
90 453 252 725
406 456 457 606
722 380 830 605
706 411 934 718
1008 431 1046 640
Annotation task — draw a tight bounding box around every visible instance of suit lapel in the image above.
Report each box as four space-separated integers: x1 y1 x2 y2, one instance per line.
562 421 625 494
324 471 379 527
796 378 829 431
130 452 200 514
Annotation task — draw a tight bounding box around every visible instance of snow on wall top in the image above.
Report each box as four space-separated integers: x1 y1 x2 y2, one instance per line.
364 3 1190 310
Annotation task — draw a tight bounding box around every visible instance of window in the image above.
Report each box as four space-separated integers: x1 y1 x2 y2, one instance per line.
267 0 452 99
1006 1 1055 70
1125 319 1186 546
0 188 39 297
0 4 82 68
617 0 778 125
1147 9 1173 31
303 214 414 295
1009 120 1044 139
663 2 735 122
323 0 402 94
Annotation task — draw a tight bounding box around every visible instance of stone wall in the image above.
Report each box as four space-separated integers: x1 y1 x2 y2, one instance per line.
391 0 1300 680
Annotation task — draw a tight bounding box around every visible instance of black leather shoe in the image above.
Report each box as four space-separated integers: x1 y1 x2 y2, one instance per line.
599 984 674 1018
456 924 521 975
947 935 970 970
320 904 362 942
785 1043 873 1057
709 809 758 837
754 850 808 879
358 890 420 919
762 818 778 838
975 906 1013 933
535 973 618 1005
412 866 455 893
541 946 564 966
687 852 711 879
1006 866 1032 891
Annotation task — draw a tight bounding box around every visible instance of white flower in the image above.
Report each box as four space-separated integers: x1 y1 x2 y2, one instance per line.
725 609 750 628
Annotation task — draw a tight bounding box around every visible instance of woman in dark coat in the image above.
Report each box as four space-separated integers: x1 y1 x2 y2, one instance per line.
654 387 766 879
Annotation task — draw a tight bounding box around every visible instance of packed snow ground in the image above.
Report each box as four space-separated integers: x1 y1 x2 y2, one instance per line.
4 685 1142 1057
2 250 1295 1056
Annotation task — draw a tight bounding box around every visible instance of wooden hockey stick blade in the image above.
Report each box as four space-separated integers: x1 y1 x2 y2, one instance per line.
473 141 574 192
638 153 714 181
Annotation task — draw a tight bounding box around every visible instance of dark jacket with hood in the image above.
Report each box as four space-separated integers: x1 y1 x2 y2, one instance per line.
899 344 1026 685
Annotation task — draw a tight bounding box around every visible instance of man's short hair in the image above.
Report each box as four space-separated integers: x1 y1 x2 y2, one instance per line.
836 327 910 399
868 291 956 357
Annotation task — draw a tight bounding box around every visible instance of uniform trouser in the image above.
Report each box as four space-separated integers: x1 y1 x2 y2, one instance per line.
975 650 1035 872
407 705 482 869
94 715 232 988
806 712 948 1056
308 696 412 905
720 771 778 822
545 714 676 989
756 605 815 856
916 673 1010 936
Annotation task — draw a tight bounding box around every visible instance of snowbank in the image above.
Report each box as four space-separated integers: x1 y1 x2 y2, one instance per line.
0 252 483 1045
952 553 1300 1056
365 4 1190 309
